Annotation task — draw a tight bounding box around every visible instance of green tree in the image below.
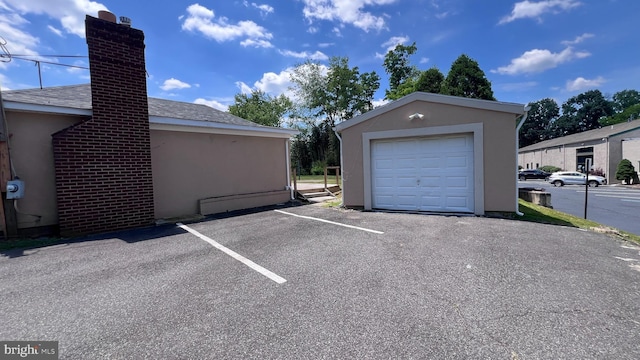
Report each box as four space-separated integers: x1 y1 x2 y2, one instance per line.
382 42 418 100
600 103 640 126
615 159 639 184
612 89 640 112
290 56 380 127
441 54 495 100
289 56 380 172
415 67 445 94
550 90 614 137
520 98 559 147
228 90 293 127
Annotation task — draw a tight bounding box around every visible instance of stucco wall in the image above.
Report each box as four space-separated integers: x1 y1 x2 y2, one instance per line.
340 100 519 213
150 130 290 219
622 138 640 173
7 112 84 229
6 110 291 231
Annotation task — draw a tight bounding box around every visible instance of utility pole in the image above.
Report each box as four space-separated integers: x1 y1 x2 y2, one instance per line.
584 158 592 219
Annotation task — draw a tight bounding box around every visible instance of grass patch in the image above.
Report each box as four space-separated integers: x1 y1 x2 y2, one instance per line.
514 199 640 244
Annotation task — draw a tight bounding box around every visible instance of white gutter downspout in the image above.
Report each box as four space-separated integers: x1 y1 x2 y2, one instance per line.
515 106 531 216
332 127 344 207
285 139 294 200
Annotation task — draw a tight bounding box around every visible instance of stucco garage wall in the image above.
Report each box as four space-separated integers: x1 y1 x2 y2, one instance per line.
150 130 290 219
7 112 84 229
341 100 518 213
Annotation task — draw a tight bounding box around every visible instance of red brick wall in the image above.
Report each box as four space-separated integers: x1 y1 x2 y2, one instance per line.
52 15 154 236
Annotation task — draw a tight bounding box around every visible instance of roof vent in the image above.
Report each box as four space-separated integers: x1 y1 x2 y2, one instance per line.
119 16 131 27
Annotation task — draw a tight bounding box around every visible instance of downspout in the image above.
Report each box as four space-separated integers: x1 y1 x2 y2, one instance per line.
285 139 293 200
332 127 344 207
515 106 531 216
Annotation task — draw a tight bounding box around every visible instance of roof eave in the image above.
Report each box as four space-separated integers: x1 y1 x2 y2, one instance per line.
336 92 525 132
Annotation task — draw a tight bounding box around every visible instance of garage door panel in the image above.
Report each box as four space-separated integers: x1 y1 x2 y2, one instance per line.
446 155 471 168
372 134 474 213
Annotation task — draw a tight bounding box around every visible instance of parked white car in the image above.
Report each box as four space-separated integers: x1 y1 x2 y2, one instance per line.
547 171 607 187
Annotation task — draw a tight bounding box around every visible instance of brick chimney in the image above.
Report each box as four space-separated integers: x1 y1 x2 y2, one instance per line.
51 12 154 236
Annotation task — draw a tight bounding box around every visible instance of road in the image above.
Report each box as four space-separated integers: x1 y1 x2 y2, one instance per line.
1 205 640 359
519 179 640 235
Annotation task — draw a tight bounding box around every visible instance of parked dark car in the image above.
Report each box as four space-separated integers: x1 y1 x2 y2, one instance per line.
518 169 551 181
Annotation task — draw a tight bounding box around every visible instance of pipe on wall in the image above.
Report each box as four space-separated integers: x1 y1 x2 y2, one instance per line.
515 106 531 216
332 127 344 207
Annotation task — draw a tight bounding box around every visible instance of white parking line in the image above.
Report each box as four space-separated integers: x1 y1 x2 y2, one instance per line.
621 199 640 203
274 210 384 234
177 223 287 284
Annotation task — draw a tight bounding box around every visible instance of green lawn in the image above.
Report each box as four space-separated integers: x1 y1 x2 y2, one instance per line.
514 199 640 244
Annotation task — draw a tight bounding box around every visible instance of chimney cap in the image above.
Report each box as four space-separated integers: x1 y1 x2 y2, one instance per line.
98 10 117 23
119 16 131 27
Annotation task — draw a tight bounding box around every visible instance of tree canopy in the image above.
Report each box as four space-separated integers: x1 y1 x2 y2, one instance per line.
228 90 293 127
441 54 495 100
290 56 380 127
520 98 559 147
549 90 614 137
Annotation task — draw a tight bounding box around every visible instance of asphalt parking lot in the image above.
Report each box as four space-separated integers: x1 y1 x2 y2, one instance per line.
1 204 640 359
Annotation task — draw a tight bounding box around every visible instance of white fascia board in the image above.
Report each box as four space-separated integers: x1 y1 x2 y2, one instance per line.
336 92 525 132
149 116 298 139
4 101 92 116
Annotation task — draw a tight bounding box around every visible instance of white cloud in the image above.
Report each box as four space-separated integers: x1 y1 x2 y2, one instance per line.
235 81 253 94
372 98 389 108
243 1 274 15
419 57 429 64
307 26 319 34
47 25 63 37
492 47 590 75
561 33 594 45
318 42 334 48
565 76 605 92
240 39 273 48
332 27 342 37
301 0 398 32
194 98 229 112
499 0 582 24
160 78 191 91
381 36 409 52
279 50 329 61
2 0 109 37
375 35 409 59
181 3 273 47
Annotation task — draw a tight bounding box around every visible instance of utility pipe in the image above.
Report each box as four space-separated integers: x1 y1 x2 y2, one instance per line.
285 139 294 200
515 106 531 216
332 127 344 207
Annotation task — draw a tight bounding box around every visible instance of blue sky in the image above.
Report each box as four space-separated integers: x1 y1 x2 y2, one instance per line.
0 0 638 112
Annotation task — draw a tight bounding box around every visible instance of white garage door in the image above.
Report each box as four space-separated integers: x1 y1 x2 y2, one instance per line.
371 134 474 213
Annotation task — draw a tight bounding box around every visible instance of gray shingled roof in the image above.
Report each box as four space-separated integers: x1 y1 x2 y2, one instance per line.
519 119 640 152
2 84 265 128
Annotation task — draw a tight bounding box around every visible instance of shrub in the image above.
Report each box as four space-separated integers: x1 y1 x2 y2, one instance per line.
589 167 605 177
540 165 562 173
615 159 638 184
310 160 326 176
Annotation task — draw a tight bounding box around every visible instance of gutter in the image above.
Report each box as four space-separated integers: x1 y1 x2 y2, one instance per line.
332 127 344 207
515 106 531 216
285 139 294 200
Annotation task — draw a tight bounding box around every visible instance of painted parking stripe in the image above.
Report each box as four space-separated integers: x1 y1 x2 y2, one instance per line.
621 199 640 203
274 210 384 234
177 223 286 284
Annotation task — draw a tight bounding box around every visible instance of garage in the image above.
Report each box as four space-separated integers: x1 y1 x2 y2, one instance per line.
371 134 474 212
335 92 527 215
